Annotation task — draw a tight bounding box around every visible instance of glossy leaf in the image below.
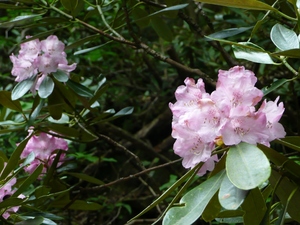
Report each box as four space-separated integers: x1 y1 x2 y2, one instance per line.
193 0 275 11
0 3 30 9
38 76 55 99
162 170 225 225
270 24 299 51
0 91 23 112
11 78 35 100
226 142 271 190
0 14 41 28
218 174 248 210
66 172 104 185
66 79 93 97
66 34 100 50
241 188 266 225
48 87 64 120
262 78 291 96
73 42 112 55
233 42 277 64
53 70 69 82
207 26 253 40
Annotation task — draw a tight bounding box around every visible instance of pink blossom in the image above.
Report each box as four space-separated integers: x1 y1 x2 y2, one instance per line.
20 129 68 176
169 66 286 176
10 35 76 92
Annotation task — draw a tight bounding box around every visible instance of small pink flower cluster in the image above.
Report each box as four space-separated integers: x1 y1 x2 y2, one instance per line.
0 166 25 219
169 66 286 175
21 129 68 175
10 35 76 91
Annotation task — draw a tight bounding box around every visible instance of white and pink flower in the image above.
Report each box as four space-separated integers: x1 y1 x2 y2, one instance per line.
169 66 286 175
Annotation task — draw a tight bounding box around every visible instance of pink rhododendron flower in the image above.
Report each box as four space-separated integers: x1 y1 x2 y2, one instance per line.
20 129 68 176
0 164 25 219
169 66 286 175
10 35 76 92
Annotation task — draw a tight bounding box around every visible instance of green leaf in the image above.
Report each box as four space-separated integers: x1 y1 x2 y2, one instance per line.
206 26 253 40
53 70 69 82
0 91 23 112
0 136 31 180
202 193 222 222
233 42 277 64
162 170 225 225
0 14 42 28
51 200 102 210
270 24 299 51
0 3 30 9
262 78 291 96
151 17 173 42
38 76 55 99
60 0 78 12
15 216 44 225
269 170 300 223
241 188 266 225
226 142 271 190
12 164 43 198
66 172 104 185
48 87 64 120
114 107 134 117
271 49 300 58
193 0 276 11
66 34 100 50
11 78 35 100
147 4 188 18
218 173 248 210
73 41 112 55
66 79 93 97
275 137 300 152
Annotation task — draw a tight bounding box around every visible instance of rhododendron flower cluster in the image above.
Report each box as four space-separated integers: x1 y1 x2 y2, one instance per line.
10 35 76 91
169 66 286 175
0 165 25 219
21 129 68 176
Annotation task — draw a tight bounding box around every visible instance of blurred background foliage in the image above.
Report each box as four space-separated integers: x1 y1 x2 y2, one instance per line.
0 0 299 224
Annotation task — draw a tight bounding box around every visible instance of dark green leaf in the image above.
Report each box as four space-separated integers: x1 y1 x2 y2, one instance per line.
66 172 104 185
162 170 225 225
262 78 291 96
0 3 30 9
15 216 44 225
65 34 100 50
226 142 271 190
38 76 55 99
147 4 188 18
271 49 300 58
73 41 112 55
269 170 300 223
0 137 31 180
194 0 276 11
113 107 134 117
207 27 253 40
12 164 43 197
66 79 93 97
241 188 266 225
0 91 23 112
275 137 300 152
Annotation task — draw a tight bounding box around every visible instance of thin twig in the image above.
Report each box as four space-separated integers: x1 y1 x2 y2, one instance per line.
80 159 182 192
